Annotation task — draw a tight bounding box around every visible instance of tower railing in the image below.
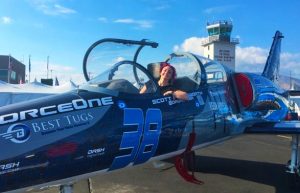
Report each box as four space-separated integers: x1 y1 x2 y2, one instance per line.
207 20 233 26
201 36 239 45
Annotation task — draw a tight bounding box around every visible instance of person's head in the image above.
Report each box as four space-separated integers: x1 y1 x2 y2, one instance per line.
160 62 176 83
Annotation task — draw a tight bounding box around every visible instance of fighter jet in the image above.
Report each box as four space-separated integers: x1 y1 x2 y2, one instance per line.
0 31 299 193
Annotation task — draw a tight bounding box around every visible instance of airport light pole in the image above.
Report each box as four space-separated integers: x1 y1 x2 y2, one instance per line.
28 55 31 83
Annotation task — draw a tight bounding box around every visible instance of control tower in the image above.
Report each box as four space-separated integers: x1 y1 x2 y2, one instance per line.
202 20 239 70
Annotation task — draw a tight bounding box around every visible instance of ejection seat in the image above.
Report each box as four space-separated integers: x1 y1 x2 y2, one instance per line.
173 77 198 93
147 62 161 80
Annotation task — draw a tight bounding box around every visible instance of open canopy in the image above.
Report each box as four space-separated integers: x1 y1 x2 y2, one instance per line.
80 38 221 95
0 38 233 106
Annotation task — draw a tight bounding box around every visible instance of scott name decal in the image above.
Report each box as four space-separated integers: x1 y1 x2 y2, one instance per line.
152 92 203 106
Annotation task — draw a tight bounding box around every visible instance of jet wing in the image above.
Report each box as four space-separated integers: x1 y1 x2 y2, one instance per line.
245 121 300 134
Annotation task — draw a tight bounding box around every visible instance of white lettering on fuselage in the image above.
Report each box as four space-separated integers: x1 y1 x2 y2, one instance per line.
152 92 202 106
152 97 172 105
87 147 106 158
0 97 113 125
87 148 105 155
0 162 20 171
0 162 20 175
31 112 94 133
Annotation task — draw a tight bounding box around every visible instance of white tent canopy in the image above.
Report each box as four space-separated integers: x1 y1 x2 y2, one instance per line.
0 80 77 107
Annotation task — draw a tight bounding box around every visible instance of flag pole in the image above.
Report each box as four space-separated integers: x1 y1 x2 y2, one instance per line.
8 55 11 84
47 56 49 79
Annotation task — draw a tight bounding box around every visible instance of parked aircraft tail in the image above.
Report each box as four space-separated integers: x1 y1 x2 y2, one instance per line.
262 31 284 83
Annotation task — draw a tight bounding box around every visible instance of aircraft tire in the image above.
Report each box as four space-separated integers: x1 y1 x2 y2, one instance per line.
286 160 300 190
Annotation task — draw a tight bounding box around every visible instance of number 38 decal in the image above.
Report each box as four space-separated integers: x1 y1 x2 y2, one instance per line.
110 108 162 170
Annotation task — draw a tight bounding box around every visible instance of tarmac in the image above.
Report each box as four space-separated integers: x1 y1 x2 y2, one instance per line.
37 134 299 193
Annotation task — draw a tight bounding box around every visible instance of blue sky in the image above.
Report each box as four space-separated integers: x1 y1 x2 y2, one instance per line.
1 0 300 84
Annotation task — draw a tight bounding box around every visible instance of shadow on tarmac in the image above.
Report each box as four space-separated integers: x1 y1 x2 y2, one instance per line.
191 155 299 193
164 154 299 193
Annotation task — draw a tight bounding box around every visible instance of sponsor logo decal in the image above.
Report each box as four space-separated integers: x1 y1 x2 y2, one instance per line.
117 100 126 109
0 124 31 143
0 97 113 125
32 112 94 135
0 112 94 144
0 161 20 175
209 102 218 110
209 102 228 113
87 147 106 158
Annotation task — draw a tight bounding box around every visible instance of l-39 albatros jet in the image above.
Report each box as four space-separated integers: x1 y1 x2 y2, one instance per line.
0 31 299 193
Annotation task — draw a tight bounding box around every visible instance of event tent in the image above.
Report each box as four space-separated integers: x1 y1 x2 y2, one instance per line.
0 80 77 107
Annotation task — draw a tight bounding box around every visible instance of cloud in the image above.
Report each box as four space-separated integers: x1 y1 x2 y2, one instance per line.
280 52 300 76
1 16 12 24
97 17 154 29
30 1 76 16
203 5 238 14
235 46 300 76
236 46 268 64
114 18 153 29
53 4 76 14
173 37 206 55
115 57 125 63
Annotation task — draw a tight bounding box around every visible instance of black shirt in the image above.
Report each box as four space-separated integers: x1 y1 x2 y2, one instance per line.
144 81 175 94
159 85 174 94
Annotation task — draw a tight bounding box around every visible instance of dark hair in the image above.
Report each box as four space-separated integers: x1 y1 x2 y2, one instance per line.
160 62 177 83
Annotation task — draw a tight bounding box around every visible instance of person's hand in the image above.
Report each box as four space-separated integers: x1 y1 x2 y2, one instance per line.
163 90 173 96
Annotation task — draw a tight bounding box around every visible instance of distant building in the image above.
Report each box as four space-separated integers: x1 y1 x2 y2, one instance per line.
0 55 25 84
202 20 239 70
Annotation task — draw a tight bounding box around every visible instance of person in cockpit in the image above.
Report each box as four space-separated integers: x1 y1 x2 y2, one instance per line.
140 62 188 100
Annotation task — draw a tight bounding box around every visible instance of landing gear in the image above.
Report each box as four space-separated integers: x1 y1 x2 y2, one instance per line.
174 127 203 185
286 134 300 188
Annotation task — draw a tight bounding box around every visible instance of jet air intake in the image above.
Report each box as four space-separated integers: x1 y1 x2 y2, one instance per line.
234 73 285 111
234 73 254 108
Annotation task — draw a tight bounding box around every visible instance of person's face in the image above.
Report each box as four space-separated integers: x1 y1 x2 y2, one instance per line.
160 66 173 80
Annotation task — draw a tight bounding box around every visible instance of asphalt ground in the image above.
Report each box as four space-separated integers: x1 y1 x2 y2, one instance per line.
37 134 300 193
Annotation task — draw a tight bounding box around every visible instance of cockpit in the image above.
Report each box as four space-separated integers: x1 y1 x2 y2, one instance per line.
80 38 229 95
